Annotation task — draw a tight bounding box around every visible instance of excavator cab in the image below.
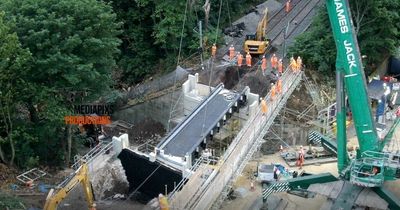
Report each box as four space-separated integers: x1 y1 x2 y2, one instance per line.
244 7 269 55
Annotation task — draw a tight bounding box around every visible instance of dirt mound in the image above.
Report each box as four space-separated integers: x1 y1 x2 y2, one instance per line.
221 66 247 89
91 160 129 200
127 118 165 146
104 118 165 146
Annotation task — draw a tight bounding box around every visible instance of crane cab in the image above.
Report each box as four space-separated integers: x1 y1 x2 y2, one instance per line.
350 157 385 187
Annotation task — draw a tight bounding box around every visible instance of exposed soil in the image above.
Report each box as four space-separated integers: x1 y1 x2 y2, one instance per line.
104 118 165 147
127 118 165 146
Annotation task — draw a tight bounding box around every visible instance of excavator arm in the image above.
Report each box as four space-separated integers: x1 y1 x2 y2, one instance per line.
44 164 95 210
244 8 269 55
255 7 268 41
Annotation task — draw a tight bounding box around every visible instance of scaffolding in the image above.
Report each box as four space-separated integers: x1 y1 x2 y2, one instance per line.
168 67 303 209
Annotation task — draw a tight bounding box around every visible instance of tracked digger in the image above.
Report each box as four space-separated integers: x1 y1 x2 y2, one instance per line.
244 7 270 55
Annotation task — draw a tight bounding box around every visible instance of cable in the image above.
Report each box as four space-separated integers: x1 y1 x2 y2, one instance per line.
200 0 224 137
126 164 162 201
214 0 224 44
226 0 232 26
167 0 190 132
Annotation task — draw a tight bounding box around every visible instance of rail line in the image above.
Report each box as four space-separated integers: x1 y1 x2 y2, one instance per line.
269 0 322 44
268 0 319 45
266 0 303 35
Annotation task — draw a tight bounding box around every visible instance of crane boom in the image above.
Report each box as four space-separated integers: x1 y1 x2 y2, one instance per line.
326 0 378 153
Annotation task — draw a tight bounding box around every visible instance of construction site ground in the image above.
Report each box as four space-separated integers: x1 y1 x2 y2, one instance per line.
220 152 339 210
2 0 399 210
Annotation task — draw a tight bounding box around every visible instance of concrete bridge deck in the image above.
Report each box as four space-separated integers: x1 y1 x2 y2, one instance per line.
157 84 242 157
168 67 304 209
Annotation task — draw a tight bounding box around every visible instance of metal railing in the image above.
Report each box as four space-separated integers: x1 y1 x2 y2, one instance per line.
71 140 113 170
303 74 324 110
212 69 303 209
350 159 385 187
180 68 303 210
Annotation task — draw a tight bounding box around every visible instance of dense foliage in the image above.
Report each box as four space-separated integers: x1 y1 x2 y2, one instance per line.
0 0 263 168
0 0 121 167
289 0 400 77
108 0 264 85
1 0 398 169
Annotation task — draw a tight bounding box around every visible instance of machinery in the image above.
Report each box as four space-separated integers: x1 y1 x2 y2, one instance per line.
263 0 400 208
326 0 400 186
244 8 270 55
44 163 96 210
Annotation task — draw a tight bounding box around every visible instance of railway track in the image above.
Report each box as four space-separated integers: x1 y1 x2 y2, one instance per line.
269 0 323 46
266 0 303 35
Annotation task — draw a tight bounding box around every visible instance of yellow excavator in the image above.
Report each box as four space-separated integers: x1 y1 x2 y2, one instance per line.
44 163 96 210
244 7 270 55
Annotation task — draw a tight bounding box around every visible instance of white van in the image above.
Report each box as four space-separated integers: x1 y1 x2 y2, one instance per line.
257 164 275 183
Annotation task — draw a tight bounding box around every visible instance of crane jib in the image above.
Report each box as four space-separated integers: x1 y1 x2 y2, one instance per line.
344 41 357 69
334 0 348 33
334 0 357 70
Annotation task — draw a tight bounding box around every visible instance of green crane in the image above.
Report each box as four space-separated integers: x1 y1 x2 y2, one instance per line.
263 0 400 208
327 0 399 187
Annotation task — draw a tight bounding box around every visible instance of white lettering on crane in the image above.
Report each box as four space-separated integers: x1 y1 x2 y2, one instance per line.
344 40 357 69
334 0 349 33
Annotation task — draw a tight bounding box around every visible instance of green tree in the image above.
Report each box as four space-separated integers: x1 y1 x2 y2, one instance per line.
289 1 400 76
108 0 264 85
0 12 32 166
0 0 121 167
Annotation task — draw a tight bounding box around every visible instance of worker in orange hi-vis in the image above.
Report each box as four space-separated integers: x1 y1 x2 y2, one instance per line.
237 52 243 66
273 55 278 69
211 43 217 57
158 194 170 210
270 84 276 100
286 0 291 13
246 52 252 67
290 56 297 71
90 204 97 210
229 45 235 60
278 59 283 75
261 97 268 115
277 79 282 93
296 56 303 71
261 55 267 75
270 54 277 69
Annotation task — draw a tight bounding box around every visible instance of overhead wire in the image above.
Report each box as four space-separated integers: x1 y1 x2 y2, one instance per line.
167 0 190 132
200 0 224 137
125 164 162 201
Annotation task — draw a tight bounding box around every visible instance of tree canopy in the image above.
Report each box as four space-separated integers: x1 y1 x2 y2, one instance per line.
0 0 121 167
108 0 264 85
289 0 400 77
